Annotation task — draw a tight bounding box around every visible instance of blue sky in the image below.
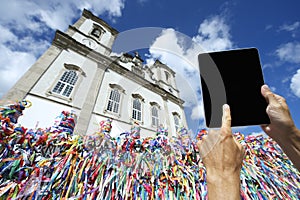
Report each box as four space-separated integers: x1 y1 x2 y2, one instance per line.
0 0 300 136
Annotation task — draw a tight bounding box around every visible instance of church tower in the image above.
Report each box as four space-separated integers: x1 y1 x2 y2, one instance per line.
2 9 187 138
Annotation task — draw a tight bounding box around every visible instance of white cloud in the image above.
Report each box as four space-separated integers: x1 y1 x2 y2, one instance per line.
275 42 300 64
279 21 300 32
192 16 233 52
0 45 36 97
146 29 201 108
0 0 125 31
146 15 233 122
0 0 125 98
247 131 269 138
290 69 300 98
191 103 205 120
0 25 18 43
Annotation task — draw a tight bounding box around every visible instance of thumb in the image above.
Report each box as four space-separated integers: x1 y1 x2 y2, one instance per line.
261 124 271 134
261 84 278 105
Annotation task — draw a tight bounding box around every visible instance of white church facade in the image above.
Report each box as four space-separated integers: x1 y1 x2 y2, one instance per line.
2 9 187 138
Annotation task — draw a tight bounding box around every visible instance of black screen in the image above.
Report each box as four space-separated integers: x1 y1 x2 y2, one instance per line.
198 48 270 128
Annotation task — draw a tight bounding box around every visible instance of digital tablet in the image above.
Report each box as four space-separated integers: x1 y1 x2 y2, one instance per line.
198 47 270 128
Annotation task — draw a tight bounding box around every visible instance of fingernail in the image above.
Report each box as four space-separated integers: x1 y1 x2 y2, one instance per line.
223 104 229 110
262 84 269 90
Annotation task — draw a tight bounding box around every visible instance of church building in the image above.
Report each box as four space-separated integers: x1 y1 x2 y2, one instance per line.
2 9 187 138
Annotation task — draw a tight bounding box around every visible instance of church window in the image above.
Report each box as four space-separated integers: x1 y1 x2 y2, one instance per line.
165 71 170 83
131 94 144 122
52 70 78 97
90 23 105 40
173 113 181 131
106 89 121 114
91 28 101 38
48 64 85 101
105 84 125 116
151 106 159 127
132 98 142 121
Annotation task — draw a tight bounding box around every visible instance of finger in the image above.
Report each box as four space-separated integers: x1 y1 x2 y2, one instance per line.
233 137 245 157
196 134 207 147
274 93 289 110
261 85 280 106
221 104 231 135
260 124 271 134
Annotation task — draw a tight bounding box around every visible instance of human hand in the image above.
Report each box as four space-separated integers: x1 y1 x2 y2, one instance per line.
261 84 300 171
197 104 245 200
260 84 298 141
197 104 245 175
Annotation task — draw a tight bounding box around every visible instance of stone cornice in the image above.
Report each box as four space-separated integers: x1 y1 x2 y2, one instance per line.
52 30 113 66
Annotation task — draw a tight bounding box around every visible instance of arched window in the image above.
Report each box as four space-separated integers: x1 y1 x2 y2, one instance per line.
132 98 142 121
151 106 159 127
131 94 144 122
165 71 170 83
91 28 101 38
173 113 180 131
105 84 125 116
107 89 121 113
52 70 78 97
90 23 105 40
48 64 85 101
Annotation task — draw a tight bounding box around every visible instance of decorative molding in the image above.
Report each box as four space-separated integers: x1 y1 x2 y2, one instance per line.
131 65 145 78
64 63 86 76
172 111 180 116
109 83 125 93
45 90 73 103
149 101 161 109
132 93 145 102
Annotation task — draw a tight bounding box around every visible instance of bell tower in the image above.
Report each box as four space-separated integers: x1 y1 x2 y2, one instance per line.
150 59 180 98
65 9 118 55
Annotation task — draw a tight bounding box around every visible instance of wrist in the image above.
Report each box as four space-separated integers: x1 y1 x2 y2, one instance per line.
290 127 300 140
206 168 240 184
278 126 300 146
275 127 300 170
206 169 241 200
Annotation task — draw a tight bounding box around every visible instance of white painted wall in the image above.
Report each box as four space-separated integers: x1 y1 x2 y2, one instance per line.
18 95 77 130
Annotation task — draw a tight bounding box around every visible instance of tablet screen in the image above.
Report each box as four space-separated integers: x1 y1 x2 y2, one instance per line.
198 47 270 128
